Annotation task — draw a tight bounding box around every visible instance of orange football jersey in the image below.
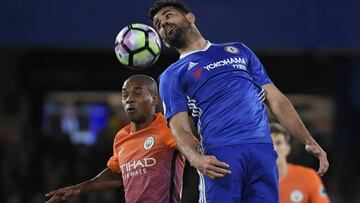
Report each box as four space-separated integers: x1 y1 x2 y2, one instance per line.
279 164 330 203
107 113 185 203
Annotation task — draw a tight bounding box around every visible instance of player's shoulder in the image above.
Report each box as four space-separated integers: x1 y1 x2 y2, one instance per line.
156 112 167 120
212 42 253 56
153 113 171 131
214 41 245 46
153 113 177 146
213 41 249 49
113 124 131 141
289 164 318 177
160 63 178 77
159 60 186 82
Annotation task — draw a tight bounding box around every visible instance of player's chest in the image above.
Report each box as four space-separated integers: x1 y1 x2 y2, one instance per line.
116 134 158 159
280 179 310 203
115 132 173 166
181 48 250 85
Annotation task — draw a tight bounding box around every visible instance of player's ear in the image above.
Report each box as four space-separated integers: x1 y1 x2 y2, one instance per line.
152 93 159 106
285 144 291 156
186 12 195 24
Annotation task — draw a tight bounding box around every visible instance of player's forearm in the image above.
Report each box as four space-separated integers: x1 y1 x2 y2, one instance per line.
169 112 202 165
172 128 201 164
77 168 123 193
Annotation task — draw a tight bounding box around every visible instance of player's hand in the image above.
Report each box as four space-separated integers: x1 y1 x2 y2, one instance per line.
305 142 329 176
45 185 81 203
191 155 231 180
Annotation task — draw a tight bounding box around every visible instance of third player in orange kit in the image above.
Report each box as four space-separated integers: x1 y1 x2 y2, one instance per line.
270 123 330 203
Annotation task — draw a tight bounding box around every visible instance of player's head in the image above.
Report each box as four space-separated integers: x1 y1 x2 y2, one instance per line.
121 74 159 124
149 0 196 49
270 122 291 164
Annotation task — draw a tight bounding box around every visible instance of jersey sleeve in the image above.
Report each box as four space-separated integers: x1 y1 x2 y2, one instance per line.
242 43 272 86
159 70 188 123
162 129 177 148
106 135 121 173
308 170 330 203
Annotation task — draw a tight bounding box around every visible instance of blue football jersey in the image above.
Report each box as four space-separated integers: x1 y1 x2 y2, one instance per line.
159 42 273 152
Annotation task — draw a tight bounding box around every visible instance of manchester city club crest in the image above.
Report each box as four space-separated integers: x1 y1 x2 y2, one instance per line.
290 190 304 202
144 136 155 150
319 185 327 197
224 46 240 54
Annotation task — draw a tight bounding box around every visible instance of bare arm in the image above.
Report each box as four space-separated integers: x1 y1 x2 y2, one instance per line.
169 112 231 179
45 168 123 203
263 83 329 176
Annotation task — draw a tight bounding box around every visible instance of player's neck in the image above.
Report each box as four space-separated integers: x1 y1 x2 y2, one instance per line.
278 160 288 180
131 115 156 132
177 33 207 55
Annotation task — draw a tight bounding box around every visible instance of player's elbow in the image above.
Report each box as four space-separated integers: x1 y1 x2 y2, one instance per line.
170 126 189 141
268 93 292 115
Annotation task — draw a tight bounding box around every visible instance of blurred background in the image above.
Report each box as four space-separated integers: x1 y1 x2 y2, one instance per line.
1 0 360 202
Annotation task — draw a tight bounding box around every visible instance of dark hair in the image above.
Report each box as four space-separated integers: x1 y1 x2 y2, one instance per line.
270 122 291 143
148 0 191 21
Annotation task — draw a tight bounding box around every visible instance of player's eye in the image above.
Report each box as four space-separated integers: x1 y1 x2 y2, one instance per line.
165 12 172 19
134 91 142 96
155 21 160 30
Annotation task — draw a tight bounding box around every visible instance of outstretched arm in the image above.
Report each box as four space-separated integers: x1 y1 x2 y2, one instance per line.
169 112 231 179
263 83 329 176
45 168 123 203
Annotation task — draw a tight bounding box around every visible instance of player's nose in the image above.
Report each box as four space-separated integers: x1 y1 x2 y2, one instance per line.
160 20 169 29
124 94 135 103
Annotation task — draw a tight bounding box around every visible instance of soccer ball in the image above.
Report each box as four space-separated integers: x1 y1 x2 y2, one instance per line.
114 23 161 70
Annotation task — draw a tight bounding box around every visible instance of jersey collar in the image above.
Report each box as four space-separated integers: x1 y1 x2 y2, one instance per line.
179 41 212 59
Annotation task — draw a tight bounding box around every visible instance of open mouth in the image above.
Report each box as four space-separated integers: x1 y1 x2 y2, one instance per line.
126 107 136 113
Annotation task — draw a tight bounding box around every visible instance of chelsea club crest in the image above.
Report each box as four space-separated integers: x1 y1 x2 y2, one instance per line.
224 46 240 54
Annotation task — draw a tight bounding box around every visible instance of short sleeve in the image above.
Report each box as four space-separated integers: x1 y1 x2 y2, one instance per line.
243 43 272 86
308 170 330 203
106 137 121 173
162 130 177 149
159 70 188 123
107 156 120 173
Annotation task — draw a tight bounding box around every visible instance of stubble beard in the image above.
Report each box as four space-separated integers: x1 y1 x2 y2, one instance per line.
165 20 192 50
